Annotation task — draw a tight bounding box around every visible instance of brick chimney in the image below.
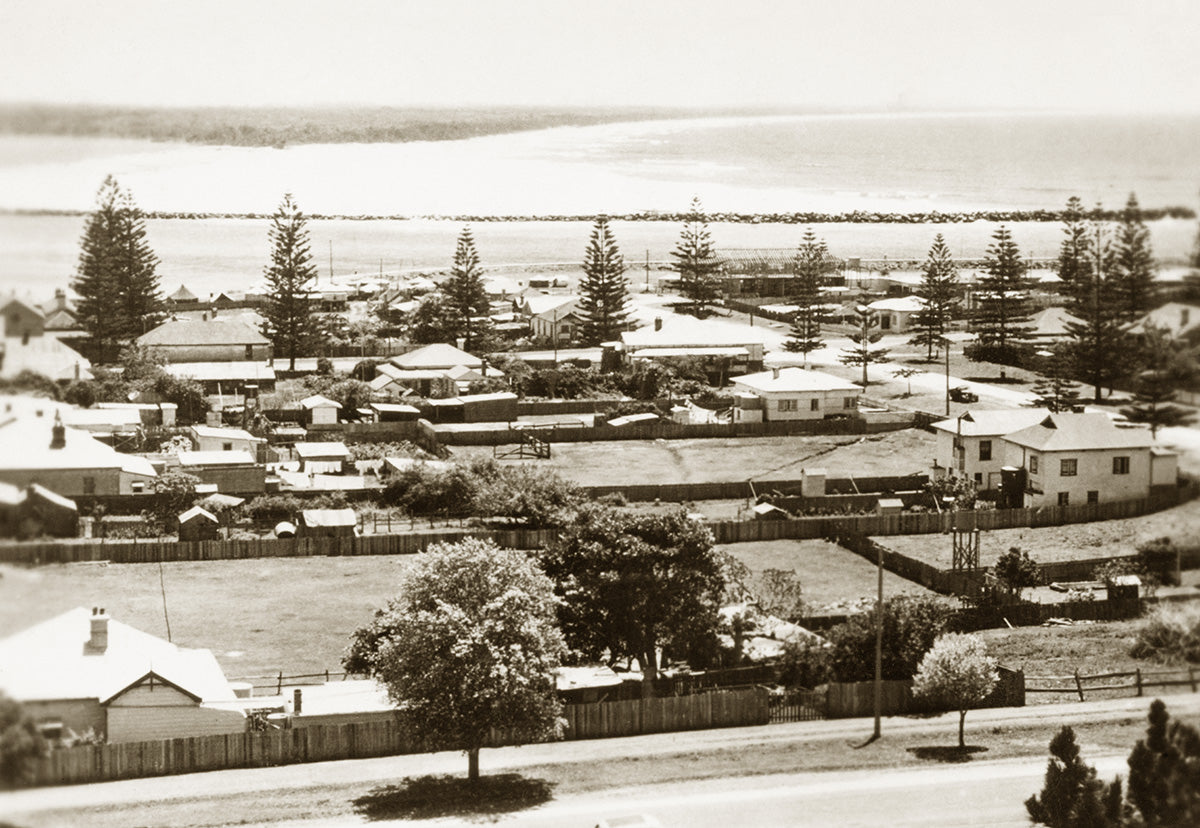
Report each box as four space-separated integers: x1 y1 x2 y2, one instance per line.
772 367 780 379
49 411 66 450
654 317 663 332
87 607 109 653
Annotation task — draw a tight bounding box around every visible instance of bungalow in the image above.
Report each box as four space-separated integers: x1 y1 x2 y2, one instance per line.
138 317 272 363
868 296 925 334
930 409 1051 490
167 284 200 305
1001 413 1176 507
0 607 245 744
372 364 457 400
392 343 482 372
522 294 583 344
731 367 861 422
1029 306 1084 341
0 412 156 496
39 290 82 335
622 315 767 378
164 361 277 397
294 441 350 474
1127 302 1200 346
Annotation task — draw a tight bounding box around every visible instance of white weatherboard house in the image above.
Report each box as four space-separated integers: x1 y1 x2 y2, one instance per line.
0 608 245 744
189 425 266 455
931 409 1051 490
0 412 156 496
867 296 924 334
1002 413 1177 507
731 368 861 422
622 315 767 373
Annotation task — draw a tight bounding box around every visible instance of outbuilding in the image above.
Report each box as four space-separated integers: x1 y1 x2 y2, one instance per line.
299 508 358 538
177 506 220 541
300 395 341 426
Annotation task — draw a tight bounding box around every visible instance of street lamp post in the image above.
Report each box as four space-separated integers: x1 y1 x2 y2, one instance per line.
944 335 951 416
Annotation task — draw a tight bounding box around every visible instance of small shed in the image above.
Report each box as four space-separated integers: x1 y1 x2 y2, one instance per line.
300 395 341 426
876 497 904 516
178 506 220 541
368 402 421 422
299 509 357 539
752 502 790 521
458 391 519 423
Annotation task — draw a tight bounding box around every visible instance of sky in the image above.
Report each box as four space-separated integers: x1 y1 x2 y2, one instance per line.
1 0 1198 112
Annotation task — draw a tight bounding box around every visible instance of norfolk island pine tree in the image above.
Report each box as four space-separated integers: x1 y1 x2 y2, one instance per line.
784 228 834 367
670 197 722 317
909 234 959 361
444 225 492 353
578 216 633 345
261 194 318 371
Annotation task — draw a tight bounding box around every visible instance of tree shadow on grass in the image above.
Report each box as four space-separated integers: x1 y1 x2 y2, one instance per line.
353 773 556 822
907 745 989 763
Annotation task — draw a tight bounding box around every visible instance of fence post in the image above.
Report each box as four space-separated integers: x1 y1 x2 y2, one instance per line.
1190 667 1197 693
1074 669 1085 702
1136 668 1143 697
277 671 283 694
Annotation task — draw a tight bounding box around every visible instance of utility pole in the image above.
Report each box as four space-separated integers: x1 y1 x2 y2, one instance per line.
645 250 651 292
873 540 883 740
944 335 951 416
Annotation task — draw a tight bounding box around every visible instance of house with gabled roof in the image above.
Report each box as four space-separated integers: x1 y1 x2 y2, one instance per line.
731 367 861 422
0 411 156 496
138 316 271 363
521 294 583 344
0 607 245 744
1002 412 1176 507
622 315 766 375
0 294 92 381
930 408 1051 490
867 296 925 333
391 343 482 371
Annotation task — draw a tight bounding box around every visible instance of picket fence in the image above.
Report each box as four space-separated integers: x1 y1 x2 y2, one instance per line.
29 688 769 787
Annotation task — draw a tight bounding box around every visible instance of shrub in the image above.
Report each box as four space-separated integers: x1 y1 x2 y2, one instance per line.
778 636 833 688
824 595 956 683
993 546 1040 602
0 691 46 789
244 494 305 523
1136 537 1180 587
1129 604 1200 664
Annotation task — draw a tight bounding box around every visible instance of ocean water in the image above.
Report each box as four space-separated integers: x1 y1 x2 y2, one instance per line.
0 111 1196 297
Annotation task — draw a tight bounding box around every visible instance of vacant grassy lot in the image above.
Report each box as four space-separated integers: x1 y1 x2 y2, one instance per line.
878 498 1200 569
456 429 936 487
720 539 937 611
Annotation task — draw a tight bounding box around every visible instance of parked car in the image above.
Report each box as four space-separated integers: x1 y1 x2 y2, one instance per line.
949 386 979 403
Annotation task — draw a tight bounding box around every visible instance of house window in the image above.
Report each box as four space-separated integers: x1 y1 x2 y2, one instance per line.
974 472 983 485
245 345 254 359
1058 492 1070 506
1087 490 1099 504
223 442 233 451
1113 456 1130 475
810 398 820 411
1030 455 1039 474
979 440 992 462
880 315 892 330
1060 458 1078 477
843 397 855 409
83 476 96 495
778 399 798 412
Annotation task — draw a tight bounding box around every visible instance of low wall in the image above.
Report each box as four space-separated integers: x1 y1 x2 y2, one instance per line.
28 688 769 787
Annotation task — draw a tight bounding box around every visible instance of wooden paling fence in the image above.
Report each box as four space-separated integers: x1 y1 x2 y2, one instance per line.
29 688 769 787
1026 667 1200 701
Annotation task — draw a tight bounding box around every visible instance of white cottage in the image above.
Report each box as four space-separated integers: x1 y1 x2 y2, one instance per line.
731 367 861 422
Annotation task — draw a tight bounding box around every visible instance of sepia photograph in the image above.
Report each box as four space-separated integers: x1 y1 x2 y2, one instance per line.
1 1 1199 825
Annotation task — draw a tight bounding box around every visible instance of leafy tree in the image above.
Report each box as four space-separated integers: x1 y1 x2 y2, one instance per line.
911 632 999 748
670 196 722 317
910 234 960 360
444 226 492 353
382 462 480 519
1031 347 1084 413
72 175 165 361
471 462 582 528
404 293 457 345
925 475 978 510
1026 725 1123 828
824 594 955 683
0 690 46 789
62 378 98 408
993 546 1040 602
261 194 318 370
1062 206 1127 403
754 568 806 621
154 470 201 525
1121 370 1193 437
839 297 890 387
326 378 373 412
1111 193 1158 324
343 538 566 783
784 228 834 365
970 225 1035 366
542 506 725 695
578 216 632 345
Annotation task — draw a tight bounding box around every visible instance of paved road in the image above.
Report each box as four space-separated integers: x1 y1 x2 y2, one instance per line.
5 694 1197 825
262 752 1132 828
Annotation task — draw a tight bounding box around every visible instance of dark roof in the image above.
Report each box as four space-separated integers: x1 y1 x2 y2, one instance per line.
138 318 269 347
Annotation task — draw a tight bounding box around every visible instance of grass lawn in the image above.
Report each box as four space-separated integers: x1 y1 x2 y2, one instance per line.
720 539 939 612
456 428 937 487
876 498 1200 569
0 556 419 683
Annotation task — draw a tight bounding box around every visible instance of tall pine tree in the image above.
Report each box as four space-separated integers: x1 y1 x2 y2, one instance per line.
444 225 491 353
970 225 1034 366
1111 193 1157 324
72 176 165 362
578 216 632 345
1054 196 1092 298
784 228 833 366
1062 206 1127 402
261 194 318 371
1030 346 1083 412
909 234 960 361
670 197 722 317
839 297 890 387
